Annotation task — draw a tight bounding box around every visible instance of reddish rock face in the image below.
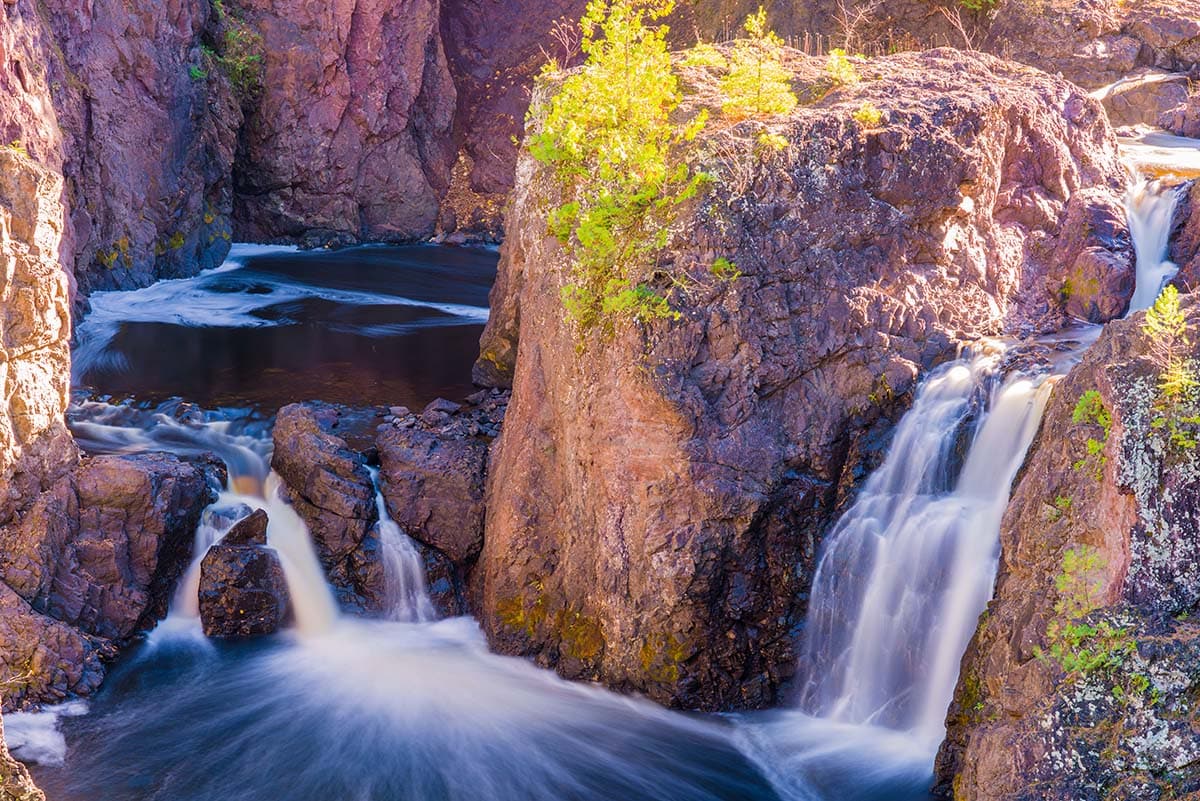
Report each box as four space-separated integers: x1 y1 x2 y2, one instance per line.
271 402 383 610
229 0 457 245
936 304 1200 801
984 0 1200 92
474 48 1132 710
0 147 76 528
0 453 217 709
30 0 240 296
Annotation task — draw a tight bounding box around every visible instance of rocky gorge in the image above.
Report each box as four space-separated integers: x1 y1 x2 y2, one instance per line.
1 0 1200 799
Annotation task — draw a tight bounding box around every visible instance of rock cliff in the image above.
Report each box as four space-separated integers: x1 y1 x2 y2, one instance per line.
474 47 1133 710
936 298 1200 801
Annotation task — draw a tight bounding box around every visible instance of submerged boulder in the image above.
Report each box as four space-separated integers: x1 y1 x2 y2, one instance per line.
474 48 1133 710
936 298 1200 800
198 510 291 638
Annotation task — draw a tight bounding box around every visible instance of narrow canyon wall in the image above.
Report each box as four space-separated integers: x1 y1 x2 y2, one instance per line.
936 302 1200 801
474 48 1133 711
229 0 456 246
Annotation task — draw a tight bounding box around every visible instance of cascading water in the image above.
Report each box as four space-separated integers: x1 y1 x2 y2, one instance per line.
794 354 1055 749
369 467 437 623
1125 178 1183 315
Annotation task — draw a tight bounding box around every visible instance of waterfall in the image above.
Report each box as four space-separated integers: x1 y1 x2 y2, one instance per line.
1125 178 1183 315
797 353 1054 749
369 467 437 623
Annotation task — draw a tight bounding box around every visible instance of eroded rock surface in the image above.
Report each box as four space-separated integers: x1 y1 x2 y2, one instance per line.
937 302 1200 800
198 509 291 638
475 48 1133 710
0 453 218 710
229 0 456 245
272 402 382 610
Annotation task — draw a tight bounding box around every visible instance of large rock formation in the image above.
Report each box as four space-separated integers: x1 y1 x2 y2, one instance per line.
229 0 457 246
936 300 1200 801
984 0 1200 92
1 0 241 298
272 402 383 610
0 146 75 527
0 453 218 709
474 48 1133 710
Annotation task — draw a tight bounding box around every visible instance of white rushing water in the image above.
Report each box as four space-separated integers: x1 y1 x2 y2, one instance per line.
369 467 437 623
796 353 1055 750
1125 178 1183 315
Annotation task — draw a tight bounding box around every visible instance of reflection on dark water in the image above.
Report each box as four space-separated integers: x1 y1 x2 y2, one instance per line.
73 244 497 413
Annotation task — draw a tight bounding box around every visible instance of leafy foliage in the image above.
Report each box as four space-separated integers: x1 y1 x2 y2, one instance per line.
1035 547 1136 677
720 7 797 119
1071 390 1111 476
710 257 740 281
681 42 727 69
825 48 860 88
1142 285 1200 449
529 0 709 333
208 0 264 102
851 101 883 127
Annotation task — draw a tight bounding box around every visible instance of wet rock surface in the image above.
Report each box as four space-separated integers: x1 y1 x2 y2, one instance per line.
198 510 291 638
937 302 1200 800
475 47 1133 711
272 402 381 611
0 453 218 710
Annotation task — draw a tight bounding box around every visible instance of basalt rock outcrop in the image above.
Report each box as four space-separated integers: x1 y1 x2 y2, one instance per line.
474 48 1134 710
0 453 218 709
198 509 291 637
984 0 1200 93
0 0 241 299
936 299 1200 801
0 145 75 529
272 402 383 611
228 0 456 246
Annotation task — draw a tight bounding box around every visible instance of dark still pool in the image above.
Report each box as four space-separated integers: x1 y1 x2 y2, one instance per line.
72 244 497 413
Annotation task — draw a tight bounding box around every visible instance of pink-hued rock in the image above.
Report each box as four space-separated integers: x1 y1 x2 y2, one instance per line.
474 48 1133 710
229 0 456 245
0 454 217 641
1 0 242 297
1160 94 1200 139
984 0 1200 92
0 146 77 527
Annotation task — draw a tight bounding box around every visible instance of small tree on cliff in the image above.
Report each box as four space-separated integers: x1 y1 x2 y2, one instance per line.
721 7 797 119
529 0 709 333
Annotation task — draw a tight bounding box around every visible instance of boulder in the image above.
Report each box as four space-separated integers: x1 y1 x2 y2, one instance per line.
198 511 290 638
474 48 1133 710
377 427 486 565
272 402 382 610
936 300 1200 800
0 453 219 641
1094 70 1190 128
1159 93 1200 139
